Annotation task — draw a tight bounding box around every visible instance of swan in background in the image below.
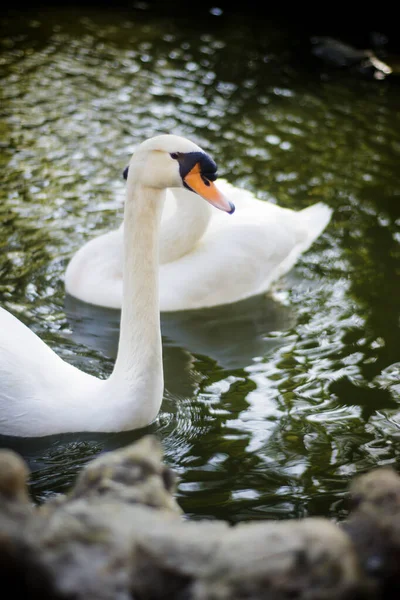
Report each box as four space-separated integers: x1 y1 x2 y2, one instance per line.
0 134 235 438
65 183 213 310
65 175 332 312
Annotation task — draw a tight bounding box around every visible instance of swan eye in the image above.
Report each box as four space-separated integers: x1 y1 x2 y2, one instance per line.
123 166 129 180
170 152 179 160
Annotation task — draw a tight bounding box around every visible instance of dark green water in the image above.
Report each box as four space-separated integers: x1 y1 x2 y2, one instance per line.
1 6 399 522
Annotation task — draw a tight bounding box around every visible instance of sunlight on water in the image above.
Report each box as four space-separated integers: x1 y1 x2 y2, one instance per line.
0 6 399 522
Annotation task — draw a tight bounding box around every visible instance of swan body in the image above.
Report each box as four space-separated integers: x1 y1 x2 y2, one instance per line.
65 180 332 311
0 135 234 437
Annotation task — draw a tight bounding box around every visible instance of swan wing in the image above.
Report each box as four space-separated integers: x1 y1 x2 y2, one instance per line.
159 200 332 311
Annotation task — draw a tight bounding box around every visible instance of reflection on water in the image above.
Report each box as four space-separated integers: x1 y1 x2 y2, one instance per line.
0 6 399 522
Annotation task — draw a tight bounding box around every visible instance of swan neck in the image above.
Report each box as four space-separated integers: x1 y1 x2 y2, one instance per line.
159 188 211 264
112 181 164 379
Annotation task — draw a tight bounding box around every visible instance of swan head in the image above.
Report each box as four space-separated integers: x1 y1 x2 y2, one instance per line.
124 134 235 214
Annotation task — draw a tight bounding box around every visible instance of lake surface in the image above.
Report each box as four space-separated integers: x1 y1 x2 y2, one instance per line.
1 5 399 522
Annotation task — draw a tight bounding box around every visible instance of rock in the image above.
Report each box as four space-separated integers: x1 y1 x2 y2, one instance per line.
66 434 181 514
192 518 364 599
0 435 399 599
342 467 400 599
348 467 400 515
0 450 59 599
0 449 30 505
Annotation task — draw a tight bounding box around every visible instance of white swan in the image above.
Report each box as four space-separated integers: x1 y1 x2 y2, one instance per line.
65 177 332 312
0 135 235 438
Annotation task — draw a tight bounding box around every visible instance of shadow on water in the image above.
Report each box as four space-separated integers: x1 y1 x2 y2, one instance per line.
64 292 296 370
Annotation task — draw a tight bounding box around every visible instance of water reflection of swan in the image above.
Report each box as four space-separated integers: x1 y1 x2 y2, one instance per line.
65 178 332 311
0 135 234 437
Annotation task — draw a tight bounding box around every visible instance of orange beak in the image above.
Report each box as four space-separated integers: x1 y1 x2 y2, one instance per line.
184 163 235 214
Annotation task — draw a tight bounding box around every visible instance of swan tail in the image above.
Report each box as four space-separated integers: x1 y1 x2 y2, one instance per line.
267 202 332 285
298 202 333 251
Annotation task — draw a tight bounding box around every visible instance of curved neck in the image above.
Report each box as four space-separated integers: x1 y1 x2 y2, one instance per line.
111 176 164 388
159 188 211 264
